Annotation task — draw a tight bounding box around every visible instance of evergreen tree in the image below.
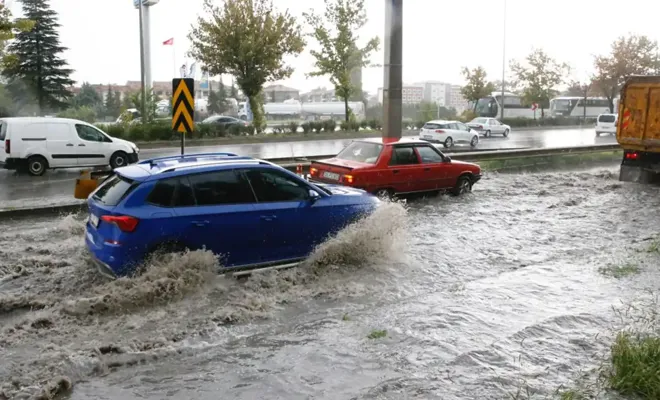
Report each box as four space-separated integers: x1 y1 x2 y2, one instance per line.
3 0 74 114
104 86 118 118
73 82 102 109
230 80 238 98
218 77 227 99
113 90 122 114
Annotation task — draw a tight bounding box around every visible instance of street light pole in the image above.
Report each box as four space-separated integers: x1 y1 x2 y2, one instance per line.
500 0 506 120
138 0 147 123
382 0 403 141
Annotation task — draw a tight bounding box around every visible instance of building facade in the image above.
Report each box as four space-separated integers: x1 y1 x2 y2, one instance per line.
413 81 449 106
263 84 299 102
448 85 469 113
300 87 337 103
377 85 424 105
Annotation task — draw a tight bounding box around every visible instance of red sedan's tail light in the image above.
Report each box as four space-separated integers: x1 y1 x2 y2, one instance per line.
101 215 139 232
625 152 639 160
435 129 445 133
310 167 318 175
343 175 354 184
4 139 9 154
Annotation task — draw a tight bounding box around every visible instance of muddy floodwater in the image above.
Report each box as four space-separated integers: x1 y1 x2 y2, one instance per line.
1 165 660 399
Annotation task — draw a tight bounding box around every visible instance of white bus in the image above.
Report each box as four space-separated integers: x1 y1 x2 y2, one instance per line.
475 92 536 119
549 96 618 118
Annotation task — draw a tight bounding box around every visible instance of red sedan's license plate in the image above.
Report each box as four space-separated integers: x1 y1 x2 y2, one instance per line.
322 171 340 180
89 214 99 227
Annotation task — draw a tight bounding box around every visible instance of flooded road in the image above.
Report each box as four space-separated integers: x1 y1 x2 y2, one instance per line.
1 165 659 399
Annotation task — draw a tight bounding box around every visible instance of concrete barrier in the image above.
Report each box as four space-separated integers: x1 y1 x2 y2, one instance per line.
0 143 621 219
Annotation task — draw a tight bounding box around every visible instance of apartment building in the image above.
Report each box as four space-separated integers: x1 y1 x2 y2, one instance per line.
413 81 450 106
448 85 469 113
377 85 424 104
263 84 299 102
300 87 337 102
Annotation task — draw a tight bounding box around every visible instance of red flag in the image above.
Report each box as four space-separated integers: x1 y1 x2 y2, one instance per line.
163 38 173 45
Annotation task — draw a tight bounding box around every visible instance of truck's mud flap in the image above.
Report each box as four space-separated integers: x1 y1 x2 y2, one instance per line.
619 165 660 184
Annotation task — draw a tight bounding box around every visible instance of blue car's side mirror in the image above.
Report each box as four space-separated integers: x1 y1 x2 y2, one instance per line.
308 189 321 202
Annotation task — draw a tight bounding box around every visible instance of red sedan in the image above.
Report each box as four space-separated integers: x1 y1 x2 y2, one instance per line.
309 138 481 198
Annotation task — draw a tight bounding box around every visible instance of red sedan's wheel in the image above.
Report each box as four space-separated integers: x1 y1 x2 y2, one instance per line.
451 176 472 196
374 188 394 200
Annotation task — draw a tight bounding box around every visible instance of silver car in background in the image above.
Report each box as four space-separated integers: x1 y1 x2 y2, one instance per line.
467 117 511 138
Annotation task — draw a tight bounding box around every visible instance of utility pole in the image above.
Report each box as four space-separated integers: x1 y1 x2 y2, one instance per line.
138 0 147 123
382 0 403 141
500 0 507 120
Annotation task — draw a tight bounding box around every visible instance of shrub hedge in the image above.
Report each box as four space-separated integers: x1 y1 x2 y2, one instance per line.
95 119 385 142
95 116 591 142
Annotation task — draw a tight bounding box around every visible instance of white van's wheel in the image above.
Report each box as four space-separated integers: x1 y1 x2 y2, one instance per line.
110 151 128 169
26 155 47 176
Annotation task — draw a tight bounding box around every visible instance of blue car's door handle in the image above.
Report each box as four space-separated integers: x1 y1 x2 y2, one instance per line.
191 220 209 227
260 215 277 221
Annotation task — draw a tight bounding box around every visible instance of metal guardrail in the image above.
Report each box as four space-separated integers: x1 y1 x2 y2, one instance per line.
0 143 622 219
270 143 622 165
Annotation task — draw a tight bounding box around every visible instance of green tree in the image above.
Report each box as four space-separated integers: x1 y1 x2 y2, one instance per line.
121 91 133 111
3 0 74 114
592 34 660 113
104 86 121 118
0 3 33 69
73 82 102 109
510 49 569 118
303 0 379 122
418 101 436 122
461 66 496 112
57 105 96 123
218 77 227 100
189 0 305 132
129 89 157 122
208 88 227 115
229 81 238 99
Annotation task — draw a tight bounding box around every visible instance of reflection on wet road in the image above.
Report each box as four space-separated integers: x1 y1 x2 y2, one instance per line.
0 127 615 210
1 164 658 399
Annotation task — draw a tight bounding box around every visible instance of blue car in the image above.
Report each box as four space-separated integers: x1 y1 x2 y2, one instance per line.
84 152 380 278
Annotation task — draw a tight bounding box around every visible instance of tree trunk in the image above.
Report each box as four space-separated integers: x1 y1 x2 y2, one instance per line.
248 95 264 134
344 97 349 122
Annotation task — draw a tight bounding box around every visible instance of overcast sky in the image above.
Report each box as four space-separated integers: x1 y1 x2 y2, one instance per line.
8 0 660 93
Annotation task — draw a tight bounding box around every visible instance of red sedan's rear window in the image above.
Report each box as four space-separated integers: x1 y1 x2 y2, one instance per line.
336 141 383 164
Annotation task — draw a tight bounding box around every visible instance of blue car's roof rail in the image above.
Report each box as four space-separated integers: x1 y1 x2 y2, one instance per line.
138 152 241 168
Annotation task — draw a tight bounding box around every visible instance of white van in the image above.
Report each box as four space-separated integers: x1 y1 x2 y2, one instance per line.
596 113 617 136
0 117 139 176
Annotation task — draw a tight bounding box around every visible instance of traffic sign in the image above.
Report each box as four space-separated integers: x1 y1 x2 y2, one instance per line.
531 103 538 111
171 78 194 133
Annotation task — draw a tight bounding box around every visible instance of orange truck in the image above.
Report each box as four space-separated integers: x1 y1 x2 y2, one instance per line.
617 75 660 183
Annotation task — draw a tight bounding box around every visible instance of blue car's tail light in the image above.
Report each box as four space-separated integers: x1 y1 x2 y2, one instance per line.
100 215 140 233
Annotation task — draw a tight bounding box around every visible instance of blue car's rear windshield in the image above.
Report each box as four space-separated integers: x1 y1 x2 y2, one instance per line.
92 175 136 206
336 141 383 164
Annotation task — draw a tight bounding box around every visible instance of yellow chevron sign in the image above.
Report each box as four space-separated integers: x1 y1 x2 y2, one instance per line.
172 78 195 133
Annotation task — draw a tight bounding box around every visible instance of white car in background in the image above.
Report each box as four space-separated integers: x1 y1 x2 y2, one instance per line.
419 120 480 148
467 117 511 137
595 113 617 136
